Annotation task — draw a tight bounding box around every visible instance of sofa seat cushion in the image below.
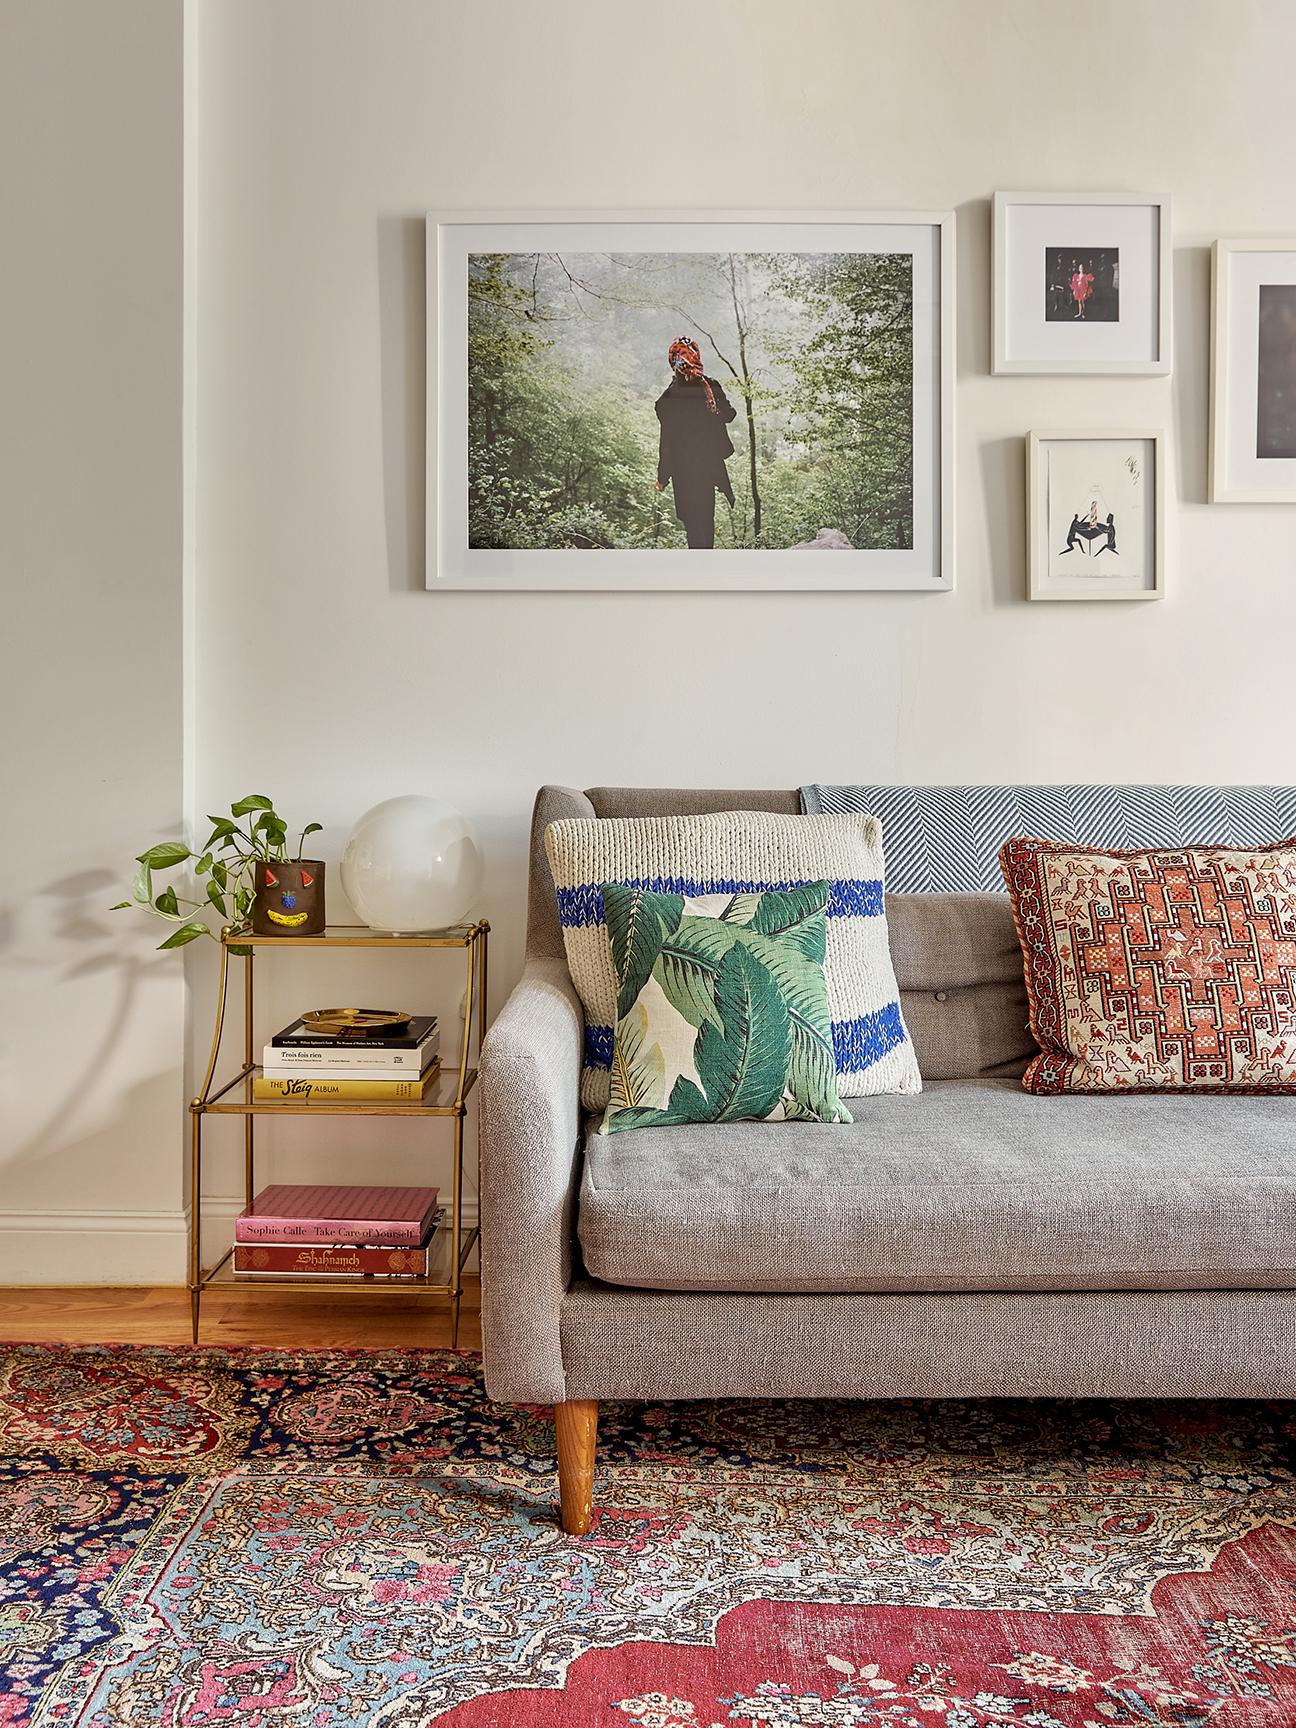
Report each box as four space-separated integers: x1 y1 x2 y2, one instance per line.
577 1079 1296 1293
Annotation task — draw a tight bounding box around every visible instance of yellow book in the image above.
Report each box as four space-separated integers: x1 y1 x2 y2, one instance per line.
252 1063 440 1102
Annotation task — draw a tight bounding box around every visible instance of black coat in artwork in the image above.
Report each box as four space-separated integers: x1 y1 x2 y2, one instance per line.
655 377 738 508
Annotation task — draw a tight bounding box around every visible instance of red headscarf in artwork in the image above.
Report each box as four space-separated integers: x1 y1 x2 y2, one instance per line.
668 336 717 412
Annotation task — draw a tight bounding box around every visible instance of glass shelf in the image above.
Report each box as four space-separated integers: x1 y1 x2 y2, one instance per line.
222 923 479 950
200 1223 479 1296
202 1065 476 1115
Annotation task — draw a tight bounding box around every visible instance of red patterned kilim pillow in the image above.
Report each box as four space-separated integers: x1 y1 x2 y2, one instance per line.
1000 836 1296 1093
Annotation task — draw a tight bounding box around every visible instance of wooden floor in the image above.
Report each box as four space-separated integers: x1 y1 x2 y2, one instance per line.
0 1278 481 1351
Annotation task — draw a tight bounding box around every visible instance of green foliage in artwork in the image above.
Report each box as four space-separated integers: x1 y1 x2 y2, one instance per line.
467 251 914 553
601 883 849 1132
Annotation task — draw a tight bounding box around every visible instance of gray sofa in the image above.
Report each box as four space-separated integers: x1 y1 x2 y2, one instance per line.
478 786 1296 1534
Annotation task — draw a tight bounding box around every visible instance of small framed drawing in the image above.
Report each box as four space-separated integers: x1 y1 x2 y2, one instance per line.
993 192 1172 375
427 209 955 591
1209 238 1296 503
1026 431 1165 601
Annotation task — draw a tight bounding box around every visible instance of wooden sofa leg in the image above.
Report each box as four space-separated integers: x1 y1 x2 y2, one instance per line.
555 1399 598 1535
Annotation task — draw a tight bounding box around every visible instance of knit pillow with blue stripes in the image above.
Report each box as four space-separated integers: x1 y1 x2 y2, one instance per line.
544 809 921 1112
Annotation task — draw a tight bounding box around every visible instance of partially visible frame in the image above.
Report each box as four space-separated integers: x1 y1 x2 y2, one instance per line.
993 192 1172 376
1027 430 1165 601
427 210 955 591
1209 238 1296 503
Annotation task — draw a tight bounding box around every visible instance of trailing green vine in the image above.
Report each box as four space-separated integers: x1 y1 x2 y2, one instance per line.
112 794 321 953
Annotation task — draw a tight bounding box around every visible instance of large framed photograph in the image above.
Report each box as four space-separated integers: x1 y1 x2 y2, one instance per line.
1209 238 1296 503
993 192 1171 376
1027 431 1165 601
426 210 954 590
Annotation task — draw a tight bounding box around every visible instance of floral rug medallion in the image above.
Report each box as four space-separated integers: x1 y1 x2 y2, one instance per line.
0 1345 1293 1726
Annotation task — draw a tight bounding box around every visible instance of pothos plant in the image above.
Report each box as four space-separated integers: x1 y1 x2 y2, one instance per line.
113 794 322 954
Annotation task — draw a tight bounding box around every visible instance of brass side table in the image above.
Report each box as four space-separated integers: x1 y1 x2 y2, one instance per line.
188 920 488 1345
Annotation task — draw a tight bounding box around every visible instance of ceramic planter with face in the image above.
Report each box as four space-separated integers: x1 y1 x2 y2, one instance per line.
252 860 326 936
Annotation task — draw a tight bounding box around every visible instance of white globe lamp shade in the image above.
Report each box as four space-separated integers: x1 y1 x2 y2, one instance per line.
340 796 484 934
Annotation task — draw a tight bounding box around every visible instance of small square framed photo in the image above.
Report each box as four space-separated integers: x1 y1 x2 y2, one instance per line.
1027 431 1165 601
993 192 1172 375
1209 238 1296 502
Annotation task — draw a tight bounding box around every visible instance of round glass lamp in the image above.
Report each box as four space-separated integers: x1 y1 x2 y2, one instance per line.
340 796 484 934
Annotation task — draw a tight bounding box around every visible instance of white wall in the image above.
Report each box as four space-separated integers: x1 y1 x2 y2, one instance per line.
191 0 1296 1216
9 2 1296 1278
0 3 186 1280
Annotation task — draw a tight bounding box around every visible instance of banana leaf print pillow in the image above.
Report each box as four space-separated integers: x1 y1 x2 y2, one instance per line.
597 880 852 1134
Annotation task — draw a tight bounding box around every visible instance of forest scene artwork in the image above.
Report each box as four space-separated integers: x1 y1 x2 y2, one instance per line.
466 251 914 554
1044 246 1119 323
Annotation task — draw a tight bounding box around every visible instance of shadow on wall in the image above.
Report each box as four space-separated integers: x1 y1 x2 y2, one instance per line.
0 863 184 1188
1174 245 1209 508
957 198 990 380
378 214 428 594
978 437 1027 606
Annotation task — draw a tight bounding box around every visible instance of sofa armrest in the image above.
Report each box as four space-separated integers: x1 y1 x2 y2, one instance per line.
478 956 584 1404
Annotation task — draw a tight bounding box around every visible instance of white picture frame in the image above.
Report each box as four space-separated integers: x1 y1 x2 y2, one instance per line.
1026 430 1165 601
426 209 955 591
1209 238 1296 503
993 192 1172 376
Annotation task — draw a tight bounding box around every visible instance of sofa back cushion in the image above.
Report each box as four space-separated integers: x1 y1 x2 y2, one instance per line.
888 892 1038 1079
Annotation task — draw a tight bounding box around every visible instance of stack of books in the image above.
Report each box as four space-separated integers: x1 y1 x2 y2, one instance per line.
254 1014 440 1102
233 1183 443 1278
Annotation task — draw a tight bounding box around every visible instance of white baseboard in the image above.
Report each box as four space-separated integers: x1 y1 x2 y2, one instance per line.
0 1199 481 1285
0 1210 188 1285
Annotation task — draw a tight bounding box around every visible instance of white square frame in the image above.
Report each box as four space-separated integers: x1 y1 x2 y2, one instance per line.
1209 237 1296 503
993 192 1172 376
426 209 956 591
1027 430 1166 601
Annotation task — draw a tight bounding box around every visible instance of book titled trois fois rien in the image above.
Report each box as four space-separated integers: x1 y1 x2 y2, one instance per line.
234 1184 440 1246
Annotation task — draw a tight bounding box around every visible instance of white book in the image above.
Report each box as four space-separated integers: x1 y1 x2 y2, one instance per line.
257 1061 442 1087
261 1030 440 1072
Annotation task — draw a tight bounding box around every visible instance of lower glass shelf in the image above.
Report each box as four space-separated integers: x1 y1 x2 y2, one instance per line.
198 1225 478 1294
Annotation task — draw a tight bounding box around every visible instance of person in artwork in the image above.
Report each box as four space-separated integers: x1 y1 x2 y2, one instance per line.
655 336 737 548
1070 260 1095 319
1060 501 1117 557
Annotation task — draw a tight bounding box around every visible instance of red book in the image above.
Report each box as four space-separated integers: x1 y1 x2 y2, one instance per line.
232 1239 435 1275
235 1184 440 1245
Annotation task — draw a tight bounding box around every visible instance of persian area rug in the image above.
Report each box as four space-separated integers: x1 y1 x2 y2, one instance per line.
1 1347 1295 1727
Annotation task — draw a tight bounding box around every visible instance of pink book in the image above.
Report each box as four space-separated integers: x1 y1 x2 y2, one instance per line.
235 1183 440 1245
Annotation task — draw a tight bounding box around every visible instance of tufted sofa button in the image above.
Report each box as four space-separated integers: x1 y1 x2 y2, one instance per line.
934 991 948 1001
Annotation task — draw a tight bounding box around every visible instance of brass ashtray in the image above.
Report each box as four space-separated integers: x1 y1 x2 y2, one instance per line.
301 1008 413 1037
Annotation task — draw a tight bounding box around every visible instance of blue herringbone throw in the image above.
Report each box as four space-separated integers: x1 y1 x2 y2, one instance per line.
799 785 1296 895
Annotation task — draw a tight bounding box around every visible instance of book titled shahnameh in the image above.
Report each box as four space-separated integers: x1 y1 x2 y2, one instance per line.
234 1184 441 1245
232 1225 443 1275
